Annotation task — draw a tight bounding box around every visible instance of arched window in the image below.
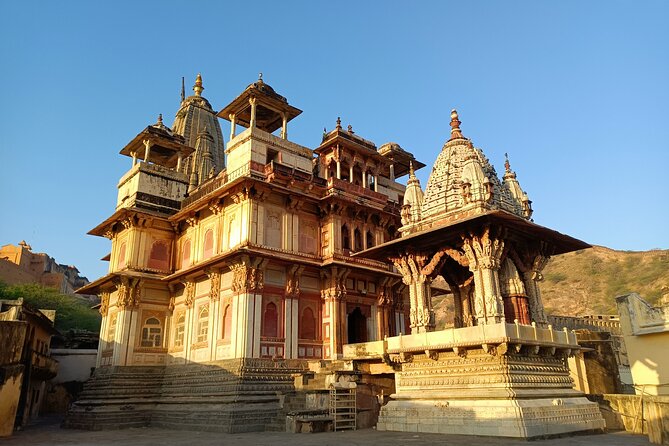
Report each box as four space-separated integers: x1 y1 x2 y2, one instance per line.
342 224 350 251
197 305 209 343
141 317 162 347
174 313 185 347
148 240 169 271
262 302 278 338
107 313 118 347
117 242 127 269
300 307 316 340
202 229 214 259
228 216 240 248
181 239 191 268
354 228 363 252
222 304 232 340
366 230 374 249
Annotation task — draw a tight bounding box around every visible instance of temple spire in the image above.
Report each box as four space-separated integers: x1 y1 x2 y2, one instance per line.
193 73 204 96
504 152 511 173
449 109 464 140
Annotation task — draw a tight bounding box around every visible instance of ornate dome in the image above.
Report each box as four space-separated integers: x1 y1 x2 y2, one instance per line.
417 110 530 228
172 74 225 186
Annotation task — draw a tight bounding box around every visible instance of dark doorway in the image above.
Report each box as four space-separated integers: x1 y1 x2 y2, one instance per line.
347 307 367 344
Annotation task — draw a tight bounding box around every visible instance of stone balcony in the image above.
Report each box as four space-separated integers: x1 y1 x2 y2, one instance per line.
327 177 388 207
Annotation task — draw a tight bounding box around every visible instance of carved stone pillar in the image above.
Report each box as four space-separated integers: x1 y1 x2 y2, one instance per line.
229 255 268 358
390 251 449 333
284 265 304 359
249 97 257 128
522 255 549 326
320 267 349 358
206 269 221 361
461 228 505 325
229 113 236 140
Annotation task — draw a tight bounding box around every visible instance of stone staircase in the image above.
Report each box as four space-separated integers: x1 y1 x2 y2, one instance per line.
65 359 307 433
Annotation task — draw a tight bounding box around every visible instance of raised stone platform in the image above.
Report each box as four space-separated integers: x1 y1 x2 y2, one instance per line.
348 322 606 438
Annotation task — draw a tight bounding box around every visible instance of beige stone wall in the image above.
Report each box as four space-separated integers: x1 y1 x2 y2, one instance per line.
0 369 23 437
617 293 669 396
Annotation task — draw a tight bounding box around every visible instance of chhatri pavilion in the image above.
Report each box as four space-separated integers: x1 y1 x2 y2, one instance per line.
66 74 604 437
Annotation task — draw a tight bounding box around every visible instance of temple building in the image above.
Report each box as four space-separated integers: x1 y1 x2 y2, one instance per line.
67 74 605 437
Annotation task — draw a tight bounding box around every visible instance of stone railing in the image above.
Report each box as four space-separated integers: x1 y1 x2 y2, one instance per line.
181 164 251 209
342 322 579 360
548 315 622 334
327 177 388 204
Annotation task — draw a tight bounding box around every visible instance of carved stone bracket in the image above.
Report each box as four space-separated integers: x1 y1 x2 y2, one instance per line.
182 281 195 308
230 256 268 294
206 268 221 302
99 291 110 316
115 277 141 309
285 264 305 299
320 266 350 301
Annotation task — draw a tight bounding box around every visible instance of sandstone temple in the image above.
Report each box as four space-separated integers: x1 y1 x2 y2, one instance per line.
66 74 605 437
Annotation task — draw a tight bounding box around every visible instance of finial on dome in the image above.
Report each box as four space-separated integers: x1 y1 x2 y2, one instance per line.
336 117 342 129
157 114 163 125
193 73 204 96
504 153 511 173
409 160 415 177
180 77 185 102
258 72 263 83
449 109 464 140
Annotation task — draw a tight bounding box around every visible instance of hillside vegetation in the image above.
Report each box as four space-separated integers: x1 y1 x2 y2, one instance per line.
540 246 669 315
0 281 101 332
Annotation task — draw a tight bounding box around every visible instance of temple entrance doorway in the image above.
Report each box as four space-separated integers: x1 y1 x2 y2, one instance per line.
347 306 367 344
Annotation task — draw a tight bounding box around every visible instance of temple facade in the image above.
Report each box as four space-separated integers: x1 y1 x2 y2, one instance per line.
78 74 418 369
68 75 606 437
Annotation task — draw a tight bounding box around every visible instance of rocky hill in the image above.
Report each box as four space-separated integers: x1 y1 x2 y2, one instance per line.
540 246 669 316
433 246 669 327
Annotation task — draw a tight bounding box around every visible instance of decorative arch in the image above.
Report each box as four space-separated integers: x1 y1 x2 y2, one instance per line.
148 240 169 270
366 230 374 249
262 302 279 338
181 239 192 268
354 228 363 252
174 312 185 347
141 316 162 347
341 224 351 251
197 305 209 343
299 307 316 340
222 304 232 340
117 242 127 269
202 229 214 259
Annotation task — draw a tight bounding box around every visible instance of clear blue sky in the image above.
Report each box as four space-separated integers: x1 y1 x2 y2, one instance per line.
1 1 667 282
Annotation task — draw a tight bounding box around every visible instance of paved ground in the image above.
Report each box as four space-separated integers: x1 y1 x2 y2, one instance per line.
2 417 651 446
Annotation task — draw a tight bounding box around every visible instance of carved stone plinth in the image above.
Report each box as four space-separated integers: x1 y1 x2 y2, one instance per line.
376 325 605 438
